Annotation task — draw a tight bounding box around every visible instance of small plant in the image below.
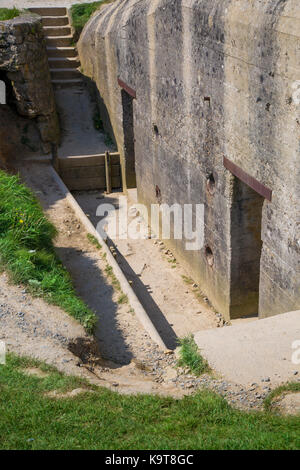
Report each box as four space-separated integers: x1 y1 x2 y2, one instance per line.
177 335 210 376
87 233 102 250
70 1 114 42
0 8 20 21
93 111 116 150
117 293 128 305
93 112 104 131
181 275 194 285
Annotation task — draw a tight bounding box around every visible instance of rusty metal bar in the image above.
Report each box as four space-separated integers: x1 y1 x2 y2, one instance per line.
223 156 272 202
105 151 112 194
117 78 136 99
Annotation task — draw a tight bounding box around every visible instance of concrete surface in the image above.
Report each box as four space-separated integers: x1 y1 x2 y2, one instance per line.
73 189 219 349
194 311 300 386
55 86 110 158
78 0 300 321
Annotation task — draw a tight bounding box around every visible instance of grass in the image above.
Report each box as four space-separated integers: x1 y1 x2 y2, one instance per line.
0 8 20 21
0 170 97 333
0 353 299 450
93 110 117 150
177 335 210 376
117 293 128 305
70 1 114 41
87 233 102 250
264 382 300 412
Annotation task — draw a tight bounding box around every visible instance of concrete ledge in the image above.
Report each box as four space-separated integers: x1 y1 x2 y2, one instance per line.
194 311 300 386
49 166 168 350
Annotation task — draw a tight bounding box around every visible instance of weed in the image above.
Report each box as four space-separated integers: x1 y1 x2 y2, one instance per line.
70 1 114 42
87 233 102 250
0 8 20 21
117 293 128 305
177 335 210 376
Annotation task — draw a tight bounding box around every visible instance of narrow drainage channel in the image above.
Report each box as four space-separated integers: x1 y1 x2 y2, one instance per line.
72 189 220 350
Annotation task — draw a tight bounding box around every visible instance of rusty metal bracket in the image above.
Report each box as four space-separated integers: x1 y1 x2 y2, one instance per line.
224 156 272 202
117 78 136 99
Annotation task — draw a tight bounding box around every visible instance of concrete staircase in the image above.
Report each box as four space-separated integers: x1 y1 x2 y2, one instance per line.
29 6 82 87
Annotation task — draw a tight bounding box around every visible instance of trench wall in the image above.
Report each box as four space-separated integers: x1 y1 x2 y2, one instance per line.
78 0 300 319
0 14 60 153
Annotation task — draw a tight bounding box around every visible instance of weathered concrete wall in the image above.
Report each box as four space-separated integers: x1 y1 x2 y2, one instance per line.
0 14 60 152
79 0 300 320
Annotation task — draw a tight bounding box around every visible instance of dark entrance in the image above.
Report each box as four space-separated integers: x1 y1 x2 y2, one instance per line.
230 177 264 318
121 88 136 188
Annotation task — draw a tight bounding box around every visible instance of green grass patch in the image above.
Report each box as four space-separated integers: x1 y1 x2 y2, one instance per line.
117 293 128 305
0 170 97 333
0 353 299 450
264 382 300 412
87 233 102 250
0 8 20 21
177 335 210 376
70 1 114 41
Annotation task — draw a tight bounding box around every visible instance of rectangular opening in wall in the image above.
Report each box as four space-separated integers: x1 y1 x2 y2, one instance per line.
230 177 264 319
121 89 136 188
0 72 13 106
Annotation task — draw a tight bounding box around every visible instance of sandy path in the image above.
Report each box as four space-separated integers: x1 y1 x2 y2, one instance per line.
74 190 220 348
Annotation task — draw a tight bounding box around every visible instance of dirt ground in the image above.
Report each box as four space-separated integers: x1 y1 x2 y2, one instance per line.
73 189 220 349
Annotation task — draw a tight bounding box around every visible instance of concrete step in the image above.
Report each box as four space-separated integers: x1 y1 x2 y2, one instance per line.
47 47 78 58
46 36 73 47
29 7 67 17
52 79 83 88
43 26 71 37
49 57 80 69
42 16 69 27
50 68 81 80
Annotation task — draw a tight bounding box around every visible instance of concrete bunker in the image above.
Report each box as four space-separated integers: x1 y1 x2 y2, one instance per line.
78 0 300 322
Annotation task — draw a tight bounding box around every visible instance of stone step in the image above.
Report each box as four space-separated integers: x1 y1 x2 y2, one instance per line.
42 16 69 27
46 36 73 47
49 57 80 69
52 79 83 88
29 7 67 17
47 46 78 58
50 68 81 80
43 26 71 37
